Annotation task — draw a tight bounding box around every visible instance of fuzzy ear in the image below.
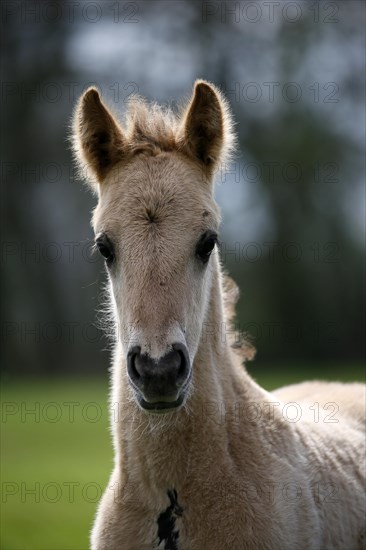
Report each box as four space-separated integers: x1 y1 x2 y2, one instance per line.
73 87 126 187
180 80 234 172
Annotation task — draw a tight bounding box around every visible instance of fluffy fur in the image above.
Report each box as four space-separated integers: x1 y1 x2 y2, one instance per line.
73 81 366 550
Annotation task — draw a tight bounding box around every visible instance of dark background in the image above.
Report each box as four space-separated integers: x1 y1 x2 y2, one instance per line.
1 0 365 378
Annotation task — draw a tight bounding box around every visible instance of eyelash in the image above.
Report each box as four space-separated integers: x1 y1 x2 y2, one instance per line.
195 231 218 264
95 234 115 266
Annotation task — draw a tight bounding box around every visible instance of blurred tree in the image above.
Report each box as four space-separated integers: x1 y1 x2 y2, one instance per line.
1 0 364 376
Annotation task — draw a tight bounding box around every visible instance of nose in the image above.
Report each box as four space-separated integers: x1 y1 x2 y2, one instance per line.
127 343 190 405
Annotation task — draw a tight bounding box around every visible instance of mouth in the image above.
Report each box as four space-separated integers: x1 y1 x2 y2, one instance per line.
136 392 186 414
133 371 192 414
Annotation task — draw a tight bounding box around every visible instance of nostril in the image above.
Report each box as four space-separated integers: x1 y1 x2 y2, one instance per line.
131 355 140 379
172 343 190 384
177 351 186 378
127 346 141 383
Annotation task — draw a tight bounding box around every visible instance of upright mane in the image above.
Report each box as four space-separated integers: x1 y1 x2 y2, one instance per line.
123 91 236 164
123 96 180 157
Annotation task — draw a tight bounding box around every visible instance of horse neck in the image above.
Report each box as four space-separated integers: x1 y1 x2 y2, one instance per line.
112 259 269 491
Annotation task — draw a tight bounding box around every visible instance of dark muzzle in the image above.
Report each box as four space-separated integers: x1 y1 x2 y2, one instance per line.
127 343 190 412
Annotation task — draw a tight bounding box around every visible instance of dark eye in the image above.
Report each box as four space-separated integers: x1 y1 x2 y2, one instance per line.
95 234 115 266
196 230 218 264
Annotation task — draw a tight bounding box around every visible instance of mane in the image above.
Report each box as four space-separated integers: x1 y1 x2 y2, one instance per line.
123 96 179 156
120 87 236 168
222 274 256 362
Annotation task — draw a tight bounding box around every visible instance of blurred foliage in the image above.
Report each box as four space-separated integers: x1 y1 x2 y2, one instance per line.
1 0 365 378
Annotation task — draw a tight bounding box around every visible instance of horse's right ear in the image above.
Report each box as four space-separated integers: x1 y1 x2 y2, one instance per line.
72 87 126 190
179 80 235 175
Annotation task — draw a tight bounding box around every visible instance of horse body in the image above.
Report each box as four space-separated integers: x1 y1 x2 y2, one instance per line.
92 287 365 550
72 81 366 549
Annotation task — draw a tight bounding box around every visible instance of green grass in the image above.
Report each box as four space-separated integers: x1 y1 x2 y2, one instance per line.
1 379 111 550
1 365 365 550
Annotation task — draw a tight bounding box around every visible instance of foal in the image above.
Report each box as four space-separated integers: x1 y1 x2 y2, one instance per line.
73 81 366 550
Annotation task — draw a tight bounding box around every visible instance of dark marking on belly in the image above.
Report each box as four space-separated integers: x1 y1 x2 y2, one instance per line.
157 489 183 550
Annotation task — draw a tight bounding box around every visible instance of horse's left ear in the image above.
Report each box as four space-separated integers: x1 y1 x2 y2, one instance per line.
179 80 234 173
72 87 126 191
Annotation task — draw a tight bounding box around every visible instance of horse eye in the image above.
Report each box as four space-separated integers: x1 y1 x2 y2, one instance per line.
95 234 115 266
196 231 218 264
